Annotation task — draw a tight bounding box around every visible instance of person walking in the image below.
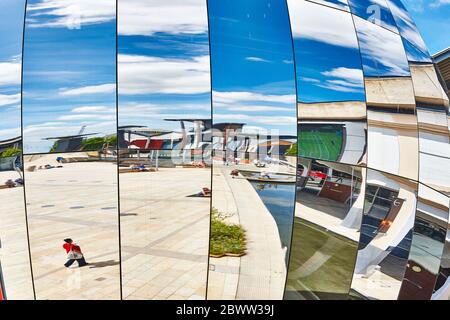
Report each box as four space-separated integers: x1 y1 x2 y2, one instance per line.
63 238 88 268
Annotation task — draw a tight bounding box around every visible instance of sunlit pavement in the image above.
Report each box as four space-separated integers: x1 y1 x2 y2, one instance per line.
208 165 286 300
120 167 210 300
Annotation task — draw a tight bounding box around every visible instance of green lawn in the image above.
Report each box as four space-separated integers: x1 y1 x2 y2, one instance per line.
285 218 358 300
298 129 343 161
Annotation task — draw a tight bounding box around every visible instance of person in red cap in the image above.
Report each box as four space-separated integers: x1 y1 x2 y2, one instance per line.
63 238 88 268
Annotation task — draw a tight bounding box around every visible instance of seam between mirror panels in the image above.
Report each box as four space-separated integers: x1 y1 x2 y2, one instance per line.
205 0 213 301
346 9 371 300
281 0 299 300
115 0 123 301
20 0 37 301
390 5 426 299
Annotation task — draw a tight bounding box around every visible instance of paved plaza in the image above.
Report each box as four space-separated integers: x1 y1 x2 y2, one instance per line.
1 155 289 300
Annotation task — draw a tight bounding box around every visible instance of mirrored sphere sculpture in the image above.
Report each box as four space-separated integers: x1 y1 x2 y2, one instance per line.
0 0 448 300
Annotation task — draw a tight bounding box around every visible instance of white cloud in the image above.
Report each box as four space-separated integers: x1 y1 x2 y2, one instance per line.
0 61 21 86
300 77 320 84
0 127 21 140
118 0 208 36
57 114 115 121
27 0 115 29
71 106 114 113
212 91 296 127
245 57 270 63
0 94 21 107
307 0 349 11
431 0 450 7
215 104 293 112
354 16 410 76
318 67 364 92
118 54 210 95
288 0 359 49
119 102 210 114
59 83 116 96
213 91 296 105
386 0 428 52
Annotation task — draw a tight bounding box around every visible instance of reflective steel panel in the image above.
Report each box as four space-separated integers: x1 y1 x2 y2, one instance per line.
410 63 450 196
23 152 120 299
22 0 117 154
432 226 450 300
348 0 398 33
118 0 211 300
398 185 449 300
0 160 34 300
386 0 431 63
0 0 34 300
288 0 366 165
354 15 419 181
285 159 364 299
351 169 418 300
308 0 350 11
354 15 409 77
207 0 297 300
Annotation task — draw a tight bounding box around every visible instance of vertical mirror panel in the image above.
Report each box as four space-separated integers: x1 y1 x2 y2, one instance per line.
118 0 211 300
0 0 34 300
288 0 367 165
364 76 418 180
410 64 450 197
398 185 449 300
0 159 34 300
285 159 364 300
23 153 120 299
22 0 117 154
353 15 409 78
0 0 25 143
386 0 431 62
350 170 417 300
0 162 34 300
207 0 297 300
348 0 398 33
432 226 450 300
354 15 418 181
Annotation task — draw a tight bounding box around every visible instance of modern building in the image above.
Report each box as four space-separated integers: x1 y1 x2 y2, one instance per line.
434 48 450 97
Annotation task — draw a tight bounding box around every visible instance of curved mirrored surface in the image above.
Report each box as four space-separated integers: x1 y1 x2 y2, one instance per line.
308 0 350 11
23 152 121 299
118 0 211 300
432 226 450 300
206 0 297 300
0 0 449 301
348 0 398 33
285 158 364 299
410 63 450 196
288 0 367 165
398 184 449 300
386 0 431 63
351 169 417 300
354 15 419 181
22 0 117 154
0 0 34 300
0 158 34 300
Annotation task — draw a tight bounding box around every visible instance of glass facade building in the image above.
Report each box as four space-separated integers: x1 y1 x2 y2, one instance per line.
0 0 448 300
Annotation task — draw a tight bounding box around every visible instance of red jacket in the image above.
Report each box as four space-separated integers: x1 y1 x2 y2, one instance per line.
63 243 82 254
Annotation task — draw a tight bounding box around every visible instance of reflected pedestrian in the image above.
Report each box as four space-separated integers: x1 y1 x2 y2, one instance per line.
63 238 88 268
